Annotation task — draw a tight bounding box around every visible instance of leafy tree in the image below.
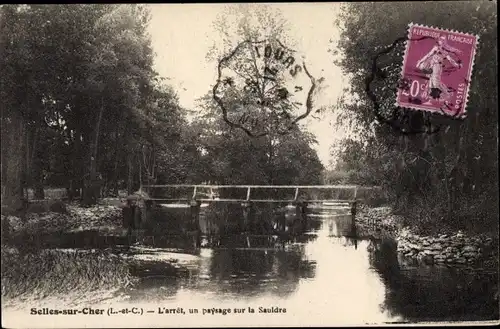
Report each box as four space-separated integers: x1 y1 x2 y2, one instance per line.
1 3 326 211
0 4 186 207
332 1 498 234
193 4 324 189
192 94 324 187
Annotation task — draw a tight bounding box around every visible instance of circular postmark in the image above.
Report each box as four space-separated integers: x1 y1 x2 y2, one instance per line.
366 35 441 135
213 39 317 137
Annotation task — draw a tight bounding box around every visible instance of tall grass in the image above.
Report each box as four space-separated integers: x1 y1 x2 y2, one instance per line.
1 247 135 300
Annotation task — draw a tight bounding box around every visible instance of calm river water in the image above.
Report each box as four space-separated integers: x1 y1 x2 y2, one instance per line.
3 206 498 327
118 206 498 325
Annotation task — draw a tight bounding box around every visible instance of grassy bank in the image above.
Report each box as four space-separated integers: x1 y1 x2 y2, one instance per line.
1 201 134 302
1 247 135 301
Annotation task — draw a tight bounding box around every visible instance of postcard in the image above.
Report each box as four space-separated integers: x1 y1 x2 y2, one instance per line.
1 2 498 328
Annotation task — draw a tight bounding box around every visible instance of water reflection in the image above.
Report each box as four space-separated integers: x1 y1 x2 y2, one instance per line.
12 204 496 324
124 234 317 302
122 205 498 323
369 238 499 322
200 248 316 299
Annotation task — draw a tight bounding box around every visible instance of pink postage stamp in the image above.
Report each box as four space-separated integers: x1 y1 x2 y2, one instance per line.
396 23 479 118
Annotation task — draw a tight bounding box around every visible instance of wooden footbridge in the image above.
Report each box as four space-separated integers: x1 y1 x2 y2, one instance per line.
134 184 359 225
142 184 358 205
122 184 363 247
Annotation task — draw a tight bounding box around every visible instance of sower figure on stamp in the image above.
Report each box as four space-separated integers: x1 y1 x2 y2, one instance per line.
416 35 462 106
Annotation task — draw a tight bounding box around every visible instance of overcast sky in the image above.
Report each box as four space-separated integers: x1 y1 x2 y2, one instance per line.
147 3 349 168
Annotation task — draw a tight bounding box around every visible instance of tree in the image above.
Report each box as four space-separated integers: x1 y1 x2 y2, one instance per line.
332 2 498 233
192 93 324 187
191 4 324 189
211 4 320 138
1 4 326 210
0 4 186 207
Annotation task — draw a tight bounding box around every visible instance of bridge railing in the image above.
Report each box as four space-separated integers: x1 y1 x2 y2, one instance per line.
141 184 359 204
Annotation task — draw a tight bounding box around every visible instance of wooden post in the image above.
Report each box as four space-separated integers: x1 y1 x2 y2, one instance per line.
134 199 142 230
122 199 134 244
190 199 201 248
350 200 357 227
301 202 308 227
140 198 152 229
241 201 254 230
295 202 302 218
301 201 308 215
190 199 201 228
242 187 253 232
350 200 357 217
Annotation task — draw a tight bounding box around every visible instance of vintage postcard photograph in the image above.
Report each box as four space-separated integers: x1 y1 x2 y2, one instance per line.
1 2 498 328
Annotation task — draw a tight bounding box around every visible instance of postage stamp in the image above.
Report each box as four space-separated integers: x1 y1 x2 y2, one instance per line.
396 23 479 118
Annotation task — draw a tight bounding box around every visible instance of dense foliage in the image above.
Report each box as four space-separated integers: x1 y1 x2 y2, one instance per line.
1 4 324 209
331 1 498 234
192 94 324 186
198 5 324 187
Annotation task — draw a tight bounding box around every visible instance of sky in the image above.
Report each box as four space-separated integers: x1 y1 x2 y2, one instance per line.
147 3 350 168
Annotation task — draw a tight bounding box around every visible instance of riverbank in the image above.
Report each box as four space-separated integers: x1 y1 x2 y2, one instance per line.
0 202 130 303
2 202 123 237
1 201 498 321
3 201 498 268
356 204 499 269
1 246 135 304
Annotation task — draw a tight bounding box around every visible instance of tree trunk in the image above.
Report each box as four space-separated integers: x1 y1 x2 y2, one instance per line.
138 154 142 190
111 129 121 196
82 98 105 205
30 128 45 200
2 113 26 210
33 151 45 201
25 126 31 191
127 153 133 195
67 126 84 202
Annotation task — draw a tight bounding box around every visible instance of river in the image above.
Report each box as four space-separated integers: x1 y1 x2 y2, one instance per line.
2 206 498 327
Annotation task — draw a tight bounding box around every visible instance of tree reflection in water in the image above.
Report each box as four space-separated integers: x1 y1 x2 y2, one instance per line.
204 237 317 298
368 237 499 322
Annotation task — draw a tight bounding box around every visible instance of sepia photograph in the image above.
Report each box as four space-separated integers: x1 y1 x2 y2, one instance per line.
1 2 498 327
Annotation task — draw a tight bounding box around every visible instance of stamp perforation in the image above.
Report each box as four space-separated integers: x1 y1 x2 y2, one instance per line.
395 22 480 119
